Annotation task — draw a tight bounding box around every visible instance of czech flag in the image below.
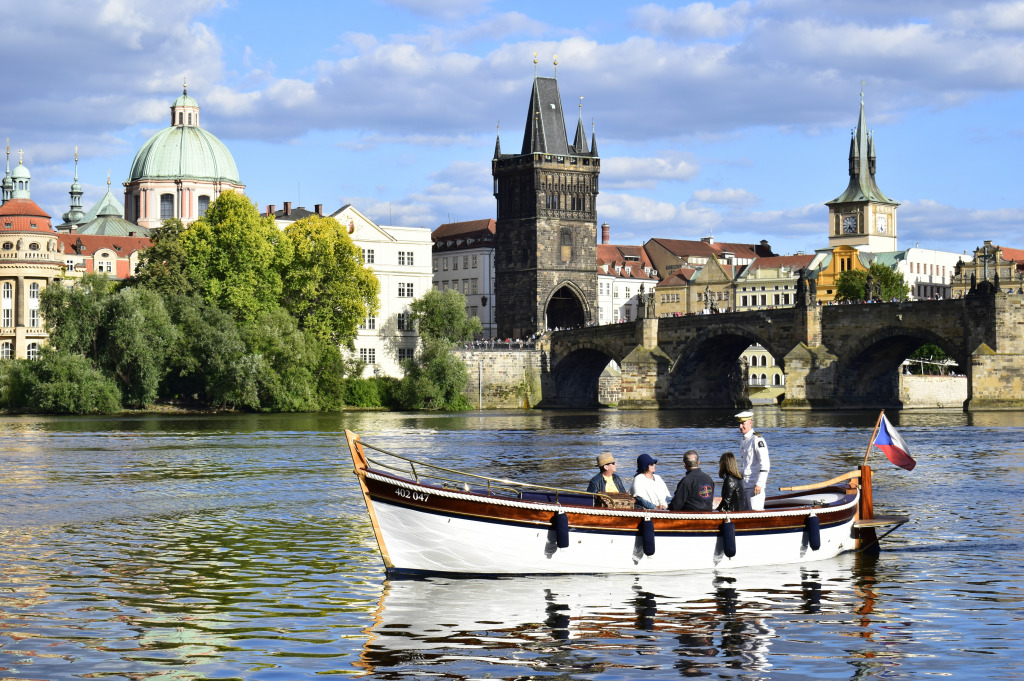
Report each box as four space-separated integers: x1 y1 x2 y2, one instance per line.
873 414 916 471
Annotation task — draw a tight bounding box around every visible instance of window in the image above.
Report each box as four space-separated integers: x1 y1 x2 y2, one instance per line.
361 249 375 264
463 256 469 269
2 309 10 327
471 278 478 294
29 283 39 299
433 258 438 272
187 112 192 125
134 194 140 221
0 342 10 359
2 242 11 250
178 112 183 125
360 316 376 330
398 347 415 362
198 195 210 217
397 312 410 331
398 282 414 298
160 194 174 220
97 261 113 273
398 251 413 266
2 282 11 299
359 348 377 364
470 306 478 318
29 242 39 251
443 257 448 271
29 309 39 328
472 255 478 268
453 258 458 271
26 343 39 360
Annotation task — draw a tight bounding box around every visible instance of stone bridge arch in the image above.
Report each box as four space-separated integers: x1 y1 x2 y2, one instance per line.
547 341 622 408
663 324 785 409
831 324 966 409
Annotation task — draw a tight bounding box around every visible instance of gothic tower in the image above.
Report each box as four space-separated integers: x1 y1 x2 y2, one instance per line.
825 93 899 252
492 73 600 338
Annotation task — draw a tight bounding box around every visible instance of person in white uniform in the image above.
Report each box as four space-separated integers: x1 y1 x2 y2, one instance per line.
735 410 770 511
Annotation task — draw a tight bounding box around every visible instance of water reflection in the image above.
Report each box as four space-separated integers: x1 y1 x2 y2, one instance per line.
359 559 859 678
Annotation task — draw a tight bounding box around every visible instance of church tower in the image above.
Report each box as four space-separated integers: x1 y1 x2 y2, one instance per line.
492 66 600 338
825 93 899 252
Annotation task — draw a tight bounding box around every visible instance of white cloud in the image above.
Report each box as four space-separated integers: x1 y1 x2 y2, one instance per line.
602 154 701 189
691 187 759 206
381 0 494 21
632 2 752 39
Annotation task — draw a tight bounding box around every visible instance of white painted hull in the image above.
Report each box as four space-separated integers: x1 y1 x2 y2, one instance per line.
372 497 856 575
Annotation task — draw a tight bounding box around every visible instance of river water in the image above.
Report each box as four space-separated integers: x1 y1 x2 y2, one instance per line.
1 408 1022 680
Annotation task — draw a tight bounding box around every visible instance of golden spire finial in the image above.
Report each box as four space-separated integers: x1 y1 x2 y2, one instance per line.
553 54 558 76
74 145 78 163
579 96 584 113
183 74 188 95
107 170 111 187
533 51 538 76
18 149 23 165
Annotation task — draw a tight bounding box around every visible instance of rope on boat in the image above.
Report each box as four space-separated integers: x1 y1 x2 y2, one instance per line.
363 471 859 520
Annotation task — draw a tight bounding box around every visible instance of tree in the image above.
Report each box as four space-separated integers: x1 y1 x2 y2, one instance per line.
40 273 115 360
396 289 477 411
127 218 199 298
19 350 122 414
179 191 293 323
281 215 379 348
408 289 482 343
98 288 177 408
835 261 909 302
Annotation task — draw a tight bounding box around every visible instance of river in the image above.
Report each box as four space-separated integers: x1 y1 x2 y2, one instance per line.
1 408 1021 680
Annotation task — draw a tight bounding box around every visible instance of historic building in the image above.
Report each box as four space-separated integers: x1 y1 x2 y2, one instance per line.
644 237 771 280
825 95 899 253
432 219 496 338
733 254 815 311
951 241 1024 298
124 86 244 231
492 72 600 337
0 152 63 359
596 235 658 325
872 247 961 300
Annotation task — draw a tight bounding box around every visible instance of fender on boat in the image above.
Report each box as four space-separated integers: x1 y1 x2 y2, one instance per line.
640 518 655 556
720 519 736 558
553 510 570 548
806 513 821 551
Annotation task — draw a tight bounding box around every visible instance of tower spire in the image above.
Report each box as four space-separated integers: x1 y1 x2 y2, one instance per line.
62 146 86 226
493 120 501 159
572 96 589 154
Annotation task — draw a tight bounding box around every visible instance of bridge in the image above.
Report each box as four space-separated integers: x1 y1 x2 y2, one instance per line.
539 285 1024 411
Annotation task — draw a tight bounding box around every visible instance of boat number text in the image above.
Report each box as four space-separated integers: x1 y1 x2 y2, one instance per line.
396 487 430 503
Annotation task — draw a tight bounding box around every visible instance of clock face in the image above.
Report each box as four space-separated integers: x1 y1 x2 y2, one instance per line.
876 214 888 233
842 216 857 234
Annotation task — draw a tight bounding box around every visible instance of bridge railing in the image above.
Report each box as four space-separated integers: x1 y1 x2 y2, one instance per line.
459 339 537 351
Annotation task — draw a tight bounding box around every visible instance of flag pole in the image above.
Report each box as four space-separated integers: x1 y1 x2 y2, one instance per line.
862 410 884 467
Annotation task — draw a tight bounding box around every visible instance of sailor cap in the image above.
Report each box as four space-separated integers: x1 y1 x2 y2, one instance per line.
734 410 754 422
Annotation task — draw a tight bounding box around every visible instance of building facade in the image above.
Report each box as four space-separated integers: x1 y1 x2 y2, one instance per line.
596 242 658 324
951 241 1024 297
733 255 815 311
124 86 245 231
492 74 600 338
431 219 496 338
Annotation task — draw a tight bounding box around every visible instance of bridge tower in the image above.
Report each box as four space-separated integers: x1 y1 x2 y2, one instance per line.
825 91 900 253
492 69 600 338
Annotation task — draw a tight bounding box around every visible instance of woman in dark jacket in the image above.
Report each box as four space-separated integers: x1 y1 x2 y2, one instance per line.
717 452 749 512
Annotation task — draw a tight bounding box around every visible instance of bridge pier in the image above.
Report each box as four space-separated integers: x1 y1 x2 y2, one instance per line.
964 294 1024 410
619 319 671 409
780 343 839 410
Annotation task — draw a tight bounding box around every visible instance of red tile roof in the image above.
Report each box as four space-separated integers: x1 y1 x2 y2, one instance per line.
0 198 52 231
432 219 495 240
647 237 762 260
597 244 658 279
741 254 816 273
59 234 151 256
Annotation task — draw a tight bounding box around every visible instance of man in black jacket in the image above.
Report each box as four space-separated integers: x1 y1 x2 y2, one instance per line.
587 452 630 494
669 450 715 511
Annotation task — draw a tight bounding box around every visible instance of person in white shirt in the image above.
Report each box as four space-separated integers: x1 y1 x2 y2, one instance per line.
736 410 770 511
630 453 671 510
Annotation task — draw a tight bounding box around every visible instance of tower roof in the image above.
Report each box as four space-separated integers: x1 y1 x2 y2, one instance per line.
826 97 898 207
521 77 570 155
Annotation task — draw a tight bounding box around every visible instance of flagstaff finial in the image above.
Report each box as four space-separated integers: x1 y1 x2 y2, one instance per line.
74 145 78 163
553 54 558 76
533 51 538 76
107 170 111 187
579 96 583 113
18 149 23 165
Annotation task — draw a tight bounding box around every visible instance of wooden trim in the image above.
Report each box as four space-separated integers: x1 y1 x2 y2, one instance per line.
346 430 394 569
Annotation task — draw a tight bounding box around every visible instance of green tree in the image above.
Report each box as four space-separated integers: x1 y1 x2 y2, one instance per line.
235 307 323 412
907 343 955 375
98 288 177 408
408 288 482 342
19 350 121 414
396 289 477 411
127 218 199 298
835 261 909 302
40 273 115 360
281 215 379 348
179 191 293 323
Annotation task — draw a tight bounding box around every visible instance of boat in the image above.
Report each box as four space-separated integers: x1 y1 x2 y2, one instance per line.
346 430 908 576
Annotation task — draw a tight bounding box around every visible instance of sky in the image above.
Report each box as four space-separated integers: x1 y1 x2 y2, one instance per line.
3 0 1024 257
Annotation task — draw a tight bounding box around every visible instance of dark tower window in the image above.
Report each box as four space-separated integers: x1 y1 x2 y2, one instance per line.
160 194 174 220
198 195 210 217
188 113 192 125
178 112 183 125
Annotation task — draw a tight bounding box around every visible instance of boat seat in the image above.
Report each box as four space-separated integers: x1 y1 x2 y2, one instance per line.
519 491 596 506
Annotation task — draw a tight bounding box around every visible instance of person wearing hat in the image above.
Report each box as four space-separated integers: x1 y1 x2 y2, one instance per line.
668 450 715 511
630 453 672 510
735 410 770 510
586 452 630 495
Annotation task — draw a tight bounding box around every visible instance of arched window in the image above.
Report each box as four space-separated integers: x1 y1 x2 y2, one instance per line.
178 112 183 125
26 342 39 360
774 374 783 386
0 341 11 359
760 373 768 386
160 194 174 220
749 375 758 386
198 195 210 217
188 113 192 125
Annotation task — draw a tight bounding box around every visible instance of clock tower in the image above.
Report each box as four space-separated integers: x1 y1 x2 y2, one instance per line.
825 93 899 252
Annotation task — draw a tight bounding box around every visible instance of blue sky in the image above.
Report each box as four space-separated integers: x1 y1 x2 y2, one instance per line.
3 0 1024 257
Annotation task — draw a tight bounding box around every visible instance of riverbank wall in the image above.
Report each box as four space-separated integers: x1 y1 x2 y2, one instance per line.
456 349 545 409
899 375 967 409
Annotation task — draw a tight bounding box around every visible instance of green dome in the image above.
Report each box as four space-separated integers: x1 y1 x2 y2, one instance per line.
127 125 239 183
173 92 199 108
